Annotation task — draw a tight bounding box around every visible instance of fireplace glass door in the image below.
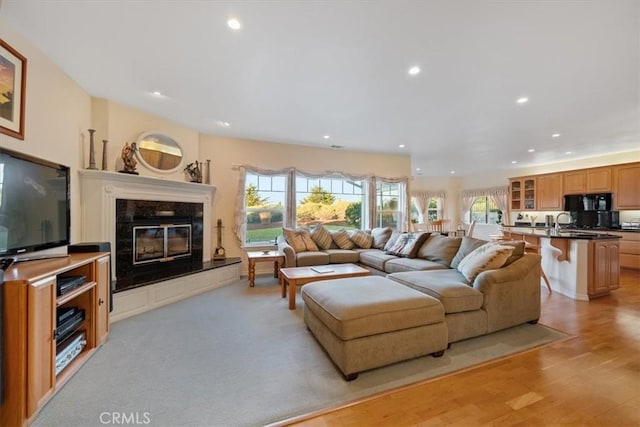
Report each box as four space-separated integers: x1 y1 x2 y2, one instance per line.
133 224 192 265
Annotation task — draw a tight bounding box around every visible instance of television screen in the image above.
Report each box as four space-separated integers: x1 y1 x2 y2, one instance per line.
0 148 70 257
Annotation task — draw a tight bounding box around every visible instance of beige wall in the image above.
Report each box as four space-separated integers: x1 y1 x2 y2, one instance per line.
0 19 92 244
199 134 411 258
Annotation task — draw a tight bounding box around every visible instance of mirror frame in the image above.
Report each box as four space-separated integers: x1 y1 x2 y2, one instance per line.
135 131 184 174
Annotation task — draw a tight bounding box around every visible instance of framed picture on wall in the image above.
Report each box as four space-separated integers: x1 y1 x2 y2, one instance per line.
0 38 27 140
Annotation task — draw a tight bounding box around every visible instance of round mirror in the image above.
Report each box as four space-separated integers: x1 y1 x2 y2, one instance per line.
135 131 184 173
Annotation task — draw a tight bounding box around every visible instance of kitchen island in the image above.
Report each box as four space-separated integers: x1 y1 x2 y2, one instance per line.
501 226 621 301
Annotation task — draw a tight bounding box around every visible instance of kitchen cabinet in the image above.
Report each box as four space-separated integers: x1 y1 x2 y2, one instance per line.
589 239 620 297
510 177 536 210
613 162 640 209
536 173 563 211
563 167 612 194
603 231 640 270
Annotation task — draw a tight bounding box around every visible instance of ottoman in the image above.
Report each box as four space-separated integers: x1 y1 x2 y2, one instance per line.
302 276 448 380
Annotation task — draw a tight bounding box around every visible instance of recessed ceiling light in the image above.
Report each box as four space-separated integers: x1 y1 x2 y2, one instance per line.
408 66 421 76
516 96 529 104
227 18 241 30
552 133 561 138
150 90 165 97
511 160 518 164
399 144 405 148
323 135 330 139
565 151 572 155
528 148 535 153
415 167 421 171
217 121 230 127
450 171 455 174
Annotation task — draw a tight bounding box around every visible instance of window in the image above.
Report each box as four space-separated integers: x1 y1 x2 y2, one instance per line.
469 196 502 224
244 172 287 245
295 175 365 231
376 181 405 229
413 197 438 222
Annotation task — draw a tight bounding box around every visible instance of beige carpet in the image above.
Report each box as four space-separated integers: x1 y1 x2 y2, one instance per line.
33 276 568 427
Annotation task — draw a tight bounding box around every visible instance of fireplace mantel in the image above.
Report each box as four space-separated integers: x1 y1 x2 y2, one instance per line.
78 170 216 276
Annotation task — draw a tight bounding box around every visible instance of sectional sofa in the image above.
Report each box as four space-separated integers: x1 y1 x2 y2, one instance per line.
277 226 542 344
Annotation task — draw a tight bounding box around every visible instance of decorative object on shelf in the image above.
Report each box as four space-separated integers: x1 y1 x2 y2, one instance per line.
205 159 211 184
213 218 226 260
135 131 183 173
87 129 98 170
119 141 139 174
184 160 202 183
101 139 108 171
0 38 27 140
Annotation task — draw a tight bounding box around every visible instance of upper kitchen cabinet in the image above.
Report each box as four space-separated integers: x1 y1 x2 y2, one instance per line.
563 167 612 194
510 176 536 210
536 173 563 211
613 162 640 209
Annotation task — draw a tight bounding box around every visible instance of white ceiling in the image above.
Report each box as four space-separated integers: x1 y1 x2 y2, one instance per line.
2 0 639 177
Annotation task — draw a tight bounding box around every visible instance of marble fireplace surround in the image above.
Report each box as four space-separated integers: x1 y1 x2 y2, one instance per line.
78 170 239 321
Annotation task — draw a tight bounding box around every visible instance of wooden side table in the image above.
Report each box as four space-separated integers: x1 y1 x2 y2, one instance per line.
247 251 284 287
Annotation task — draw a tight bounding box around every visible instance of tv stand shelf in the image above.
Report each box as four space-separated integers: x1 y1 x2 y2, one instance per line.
0 252 110 427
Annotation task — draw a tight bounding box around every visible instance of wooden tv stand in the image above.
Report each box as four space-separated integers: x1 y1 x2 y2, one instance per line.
0 252 110 427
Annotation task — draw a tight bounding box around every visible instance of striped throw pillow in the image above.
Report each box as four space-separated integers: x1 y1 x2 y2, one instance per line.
283 227 319 253
311 225 333 250
349 230 373 249
331 229 355 250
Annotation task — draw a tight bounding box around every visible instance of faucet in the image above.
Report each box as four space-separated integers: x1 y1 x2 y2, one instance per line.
555 212 572 233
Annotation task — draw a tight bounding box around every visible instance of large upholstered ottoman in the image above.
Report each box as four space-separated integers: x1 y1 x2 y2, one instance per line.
301 276 448 380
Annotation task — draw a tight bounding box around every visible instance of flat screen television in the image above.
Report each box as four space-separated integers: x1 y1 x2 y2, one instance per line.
0 147 70 258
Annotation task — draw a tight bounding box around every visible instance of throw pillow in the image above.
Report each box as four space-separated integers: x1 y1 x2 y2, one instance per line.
397 232 430 258
384 230 403 251
417 234 463 266
310 225 333 250
331 229 356 250
499 240 526 266
450 236 488 269
385 233 410 256
283 227 319 253
349 229 374 249
370 227 393 249
456 243 515 282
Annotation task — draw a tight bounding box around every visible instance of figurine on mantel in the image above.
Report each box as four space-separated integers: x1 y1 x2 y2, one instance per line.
184 160 202 183
119 142 139 175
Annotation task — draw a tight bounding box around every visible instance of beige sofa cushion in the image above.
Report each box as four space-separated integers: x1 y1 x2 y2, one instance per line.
295 251 330 266
387 270 484 314
283 227 318 252
310 225 333 250
417 234 462 266
324 249 360 264
301 276 444 340
457 243 514 282
384 258 449 273
359 250 398 270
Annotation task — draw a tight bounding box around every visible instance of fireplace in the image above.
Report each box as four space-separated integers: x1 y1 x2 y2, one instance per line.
115 199 204 292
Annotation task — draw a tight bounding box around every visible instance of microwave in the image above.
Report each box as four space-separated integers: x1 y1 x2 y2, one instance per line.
564 193 613 212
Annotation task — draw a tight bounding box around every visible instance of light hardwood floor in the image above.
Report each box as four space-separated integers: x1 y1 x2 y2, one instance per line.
290 268 640 426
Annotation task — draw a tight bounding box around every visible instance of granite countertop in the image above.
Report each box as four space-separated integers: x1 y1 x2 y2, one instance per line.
502 226 623 240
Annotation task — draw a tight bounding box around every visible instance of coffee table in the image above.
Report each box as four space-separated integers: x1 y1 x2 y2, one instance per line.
279 263 370 309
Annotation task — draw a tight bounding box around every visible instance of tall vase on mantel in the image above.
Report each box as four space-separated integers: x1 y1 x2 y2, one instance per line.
205 160 211 184
87 129 98 170
101 140 108 171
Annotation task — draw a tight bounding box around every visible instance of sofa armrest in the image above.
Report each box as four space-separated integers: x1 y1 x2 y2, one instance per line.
473 253 542 333
277 235 297 268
